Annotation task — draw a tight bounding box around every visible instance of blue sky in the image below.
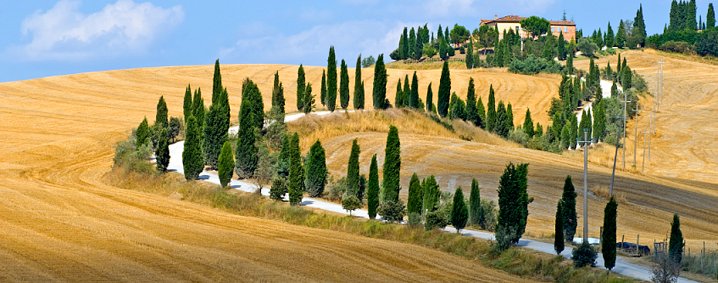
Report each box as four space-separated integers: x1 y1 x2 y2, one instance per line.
0 0 713 81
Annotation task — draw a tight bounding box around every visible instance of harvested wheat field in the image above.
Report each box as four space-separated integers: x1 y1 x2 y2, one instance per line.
0 67 529 281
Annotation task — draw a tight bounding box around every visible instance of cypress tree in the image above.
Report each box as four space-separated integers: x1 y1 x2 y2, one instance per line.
204 88 230 168
558 32 567 60
486 85 496 132
327 46 338 111
602 197 618 271
409 27 417 59
708 3 716 29
438 61 451 117
182 116 204 180
466 38 474 69
495 101 508 137
669 213 684 264
616 20 626 48
451 187 469 233
466 78 478 125
407 173 423 222
422 175 440 214
304 140 327 197
469 178 481 226
605 22 615 48
506 102 514 131
410 71 419 109
183 84 192 123
476 96 486 128
346 139 361 197
566 51 574 74
212 59 223 104
426 83 434 113
155 127 170 172
303 83 314 114
277 134 290 178
561 175 578 241
297 65 306 111
339 59 350 110
136 117 150 146
403 75 411 107
320 70 327 106
235 80 260 179
192 88 205 135
634 4 647 47
372 54 387 109
155 96 168 128
523 109 535 137
354 55 363 109
367 154 380 219
218 141 234 188
271 71 285 121
288 133 305 206
382 125 401 203
555 200 565 254
395 80 403 108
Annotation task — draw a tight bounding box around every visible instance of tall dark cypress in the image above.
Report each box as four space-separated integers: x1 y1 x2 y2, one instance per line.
561 175 578 241
203 87 230 168
402 75 410 108
602 197 618 271
304 140 327 197
495 101 508 137
346 139 361 197
367 154 380 219
633 4 647 47
155 128 170 172
235 80 260 179
668 213 684 264
465 38 474 69
410 72 419 109
218 141 234 188
136 118 150 147
327 46 338 111
320 70 327 106
354 55 363 109
486 85 496 132
155 95 168 127
554 200 565 254
605 22 615 48
438 61 451 117
465 78 477 124
211 59 223 104
382 125 401 203
476 96 486 128
395 80 403 108
183 84 192 123
523 109 535 137
182 116 204 180
192 88 205 144
339 59 350 110
708 3 716 29
303 83 314 114
271 71 285 120
297 65 306 111
407 173 423 214
288 133 305 206
468 178 481 226
451 187 469 233
372 54 387 109
426 83 434 113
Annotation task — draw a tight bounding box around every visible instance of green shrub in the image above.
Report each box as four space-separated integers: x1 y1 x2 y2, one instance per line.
658 41 695 54
572 242 598 267
379 200 405 222
508 55 563 75
424 209 449 230
696 29 718 56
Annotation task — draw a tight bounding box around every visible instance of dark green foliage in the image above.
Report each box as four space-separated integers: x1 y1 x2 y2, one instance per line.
192 88 205 135
304 140 327 197
372 54 387 109
367 154 380 219
402 75 410 108
495 101 509 137
496 163 530 249
339 59 349 110
486 85 496 132
379 200 405 222
136 117 151 147
155 96 168 128
204 88 230 168
468 179 481 226
465 78 477 124
183 84 192 123
554 200 565 255
616 20 627 48
235 80 261 179
407 173 423 217
572 242 597 267
520 16 551 37
395 80 404 108
448 92 466 120
633 4 647 47
697 29 718 56
561 175 578 241
451 188 469 233
303 83 314 114
342 194 362 215
271 72 285 121
426 83 434 113
320 70 327 106
354 55 364 109
327 46 338 111
212 59 223 104
382 126 401 203
276 135 290 178
602 197 618 271
346 139 361 197
523 109 535 137
297 65 306 111
168 117 181 143
288 133 305 206
506 103 514 132
182 116 204 180
155 128 170 172
438 61 451 117
465 38 474 69
475 96 486 128
410 72 419 109
422 175 440 214
508 55 563 75
669 213 684 264
709 3 716 29
593 100 606 142
557 32 567 60
270 176 287 201
605 22 615 47
218 141 234 188
577 38 598 58
361 55 375 67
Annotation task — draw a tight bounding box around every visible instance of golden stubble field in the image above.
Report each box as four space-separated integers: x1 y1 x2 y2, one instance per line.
0 65 536 281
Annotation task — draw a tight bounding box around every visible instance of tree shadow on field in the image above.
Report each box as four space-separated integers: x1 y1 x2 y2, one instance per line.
300 200 314 206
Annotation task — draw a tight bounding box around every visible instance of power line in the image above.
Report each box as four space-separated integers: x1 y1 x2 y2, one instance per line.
577 129 591 244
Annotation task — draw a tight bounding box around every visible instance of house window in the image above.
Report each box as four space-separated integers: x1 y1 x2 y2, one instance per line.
564 27 568 32
516 26 520 33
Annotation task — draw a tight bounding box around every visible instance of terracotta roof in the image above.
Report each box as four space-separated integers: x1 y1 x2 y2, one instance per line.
549 20 576 26
480 15 576 26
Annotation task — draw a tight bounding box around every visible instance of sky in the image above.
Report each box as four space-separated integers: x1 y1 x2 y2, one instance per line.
0 0 713 81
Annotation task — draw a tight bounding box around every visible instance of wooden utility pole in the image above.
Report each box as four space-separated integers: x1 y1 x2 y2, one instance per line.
621 90 631 170
633 103 641 168
577 129 591 244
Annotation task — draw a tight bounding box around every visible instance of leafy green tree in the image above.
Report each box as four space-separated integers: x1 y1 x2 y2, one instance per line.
468 178 481 226
422 175 441 214
407 173 423 216
438 61 451 117
212 59 223 104
577 38 598 58
465 38 474 69
382 125 401 203
183 84 192 123
327 46 338 111
426 83 434 113
235 80 261 179
320 70 327 106
521 16 551 37
303 83 314 114
346 139 361 197
218 141 234 188
486 85 496 132
523 109 535 137
155 127 170 172
168 117 181 143
476 96 486 128
288 133 305 206
155 96 168 128
466 78 477 124
669 213 684 265
342 194 362 216
136 117 151 147
451 187 469 233
304 140 327 197
297 64 306 111
410 71 419 109
367 154 380 219
271 71 285 121
554 200 565 254
354 55 363 109
602 197 618 271
561 175 578 241
182 116 204 180
339 59 350 110
372 54 387 109
270 176 287 201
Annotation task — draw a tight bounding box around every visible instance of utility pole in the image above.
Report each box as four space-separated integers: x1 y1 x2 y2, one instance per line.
577 129 591 244
642 130 649 173
609 115 623 196
621 90 631 170
633 103 641 168
657 60 664 111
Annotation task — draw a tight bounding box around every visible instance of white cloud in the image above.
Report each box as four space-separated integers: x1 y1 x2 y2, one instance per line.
17 0 183 61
